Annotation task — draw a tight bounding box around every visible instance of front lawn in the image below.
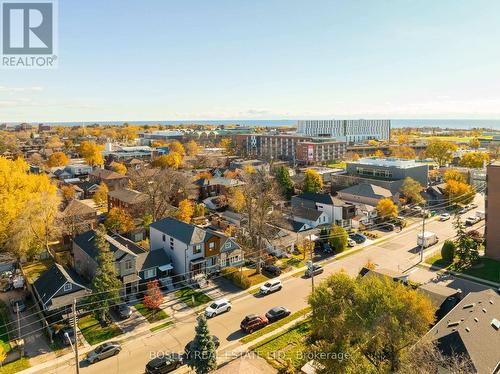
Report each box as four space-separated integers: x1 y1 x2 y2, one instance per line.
134 303 169 323
251 319 311 370
242 269 272 286
22 259 53 284
78 315 122 345
174 288 212 308
426 254 500 283
0 302 11 353
0 357 30 374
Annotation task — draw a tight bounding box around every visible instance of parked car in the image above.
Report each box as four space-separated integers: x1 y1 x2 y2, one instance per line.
204 298 231 318
240 314 268 333
10 298 25 313
113 303 132 320
349 233 366 244
145 353 183 374
305 264 324 278
60 327 76 346
465 216 480 226
265 306 291 322
262 264 281 277
379 223 396 232
322 242 333 253
470 203 478 209
259 279 282 295
184 335 220 359
439 213 451 221
87 342 122 364
347 238 356 247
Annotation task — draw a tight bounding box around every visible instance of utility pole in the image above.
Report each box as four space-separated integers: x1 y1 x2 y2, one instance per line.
309 234 314 293
420 203 426 263
72 299 80 374
15 304 21 341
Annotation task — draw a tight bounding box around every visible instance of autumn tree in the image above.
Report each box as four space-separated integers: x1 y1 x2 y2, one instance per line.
46 136 63 149
143 280 164 314
79 141 104 166
367 139 379 146
425 139 457 166
186 140 201 156
376 198 398 220
168 140 185 156
47 151 69 167
352 153 360 161
193 203 205 218
220 138 234 155
104 207 135 234
152 152 182 169
391 146 416 160
195 171 213 181
87 225 122 322
228 188 245 212
274 166 294 199
60 185 76 204
444 179 475 205
93 183 109 206
308 272 435 373
459 151 489 169
110 162 127 175
469 137 480 149
303 169 323 193
400 177 424 205
444 169 465 183
374 149 385 158
28 153 44 166
177 199 194 223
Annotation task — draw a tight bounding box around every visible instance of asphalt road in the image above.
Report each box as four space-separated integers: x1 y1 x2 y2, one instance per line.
38 198 490 374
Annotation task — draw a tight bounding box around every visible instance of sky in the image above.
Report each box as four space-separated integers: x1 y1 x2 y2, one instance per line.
2 0 500 122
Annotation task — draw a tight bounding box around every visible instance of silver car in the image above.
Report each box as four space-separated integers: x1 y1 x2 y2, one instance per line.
87 342 121 364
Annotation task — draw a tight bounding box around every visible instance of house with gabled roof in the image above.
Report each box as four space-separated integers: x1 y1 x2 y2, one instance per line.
33 263 91 313
149 217 243 281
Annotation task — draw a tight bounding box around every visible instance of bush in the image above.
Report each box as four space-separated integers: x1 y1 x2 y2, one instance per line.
441 240 456 263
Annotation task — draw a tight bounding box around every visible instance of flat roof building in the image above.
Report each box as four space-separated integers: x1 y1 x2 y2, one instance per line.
297 119 391 142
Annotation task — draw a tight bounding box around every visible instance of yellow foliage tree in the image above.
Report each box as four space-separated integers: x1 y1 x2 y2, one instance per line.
444 169 465 183
220 138 234 155
176 199 194 223
104 207 135 234
61 185 76 203
459 152 489 169
391 146 416 160
186 140 201 156
374 150 385 158
228 188 245 212
93 183 109 206
168 140 185 156
368 139 379 146
110 162 127 175
352 153 360 161
78 141 104 166
376 198 398 220
153 152 182 169
444 180 476 205
303 169 323 193
469 137 480 149
47 151 69 167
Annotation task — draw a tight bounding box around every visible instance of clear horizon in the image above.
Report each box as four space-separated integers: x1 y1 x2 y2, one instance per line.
2 0 500 122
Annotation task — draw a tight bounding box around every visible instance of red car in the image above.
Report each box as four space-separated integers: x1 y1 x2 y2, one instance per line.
240 314 268 333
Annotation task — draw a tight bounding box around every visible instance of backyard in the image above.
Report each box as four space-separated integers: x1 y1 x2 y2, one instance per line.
22 260 53 284
78 315 122 345
174 288 212 308
134 303 169 323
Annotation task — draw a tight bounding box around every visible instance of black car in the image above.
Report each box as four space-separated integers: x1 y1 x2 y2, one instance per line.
184 335 220 359
322 242 333 254
114 303 132 319
378 223 396 232
60 327 76 346
145 353 183 374
349 233 366 244
262 264 281 276
265 307 291 323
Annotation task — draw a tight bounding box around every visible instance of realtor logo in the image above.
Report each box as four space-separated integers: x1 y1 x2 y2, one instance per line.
1 0 58 68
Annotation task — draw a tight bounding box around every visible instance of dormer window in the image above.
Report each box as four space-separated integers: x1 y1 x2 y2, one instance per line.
64 283 72 292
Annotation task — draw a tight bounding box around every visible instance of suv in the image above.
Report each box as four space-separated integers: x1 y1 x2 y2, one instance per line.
259 279 282 295
465 216 479 226
204 299 231 318
305 264 324 278
240 314 268 333
349 233 366 244
262 264 281 277
114 303 132 319
145 353 183 374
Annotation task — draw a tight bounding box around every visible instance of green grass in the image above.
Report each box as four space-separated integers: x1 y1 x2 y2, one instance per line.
134 304 169 323
22 259 53 284
78 315 122 345
242 270 272 286
240 307 311 344
286 257 305 268
0 302 11 353
250 319 311 370
174 288 212 308
150 320 174 333
426 254 500 283
0 357 30 374
327 162 346 169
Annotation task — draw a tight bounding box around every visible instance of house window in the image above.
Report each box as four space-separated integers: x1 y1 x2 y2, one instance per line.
64 283 72 292
209 242 215 250
144 268 156 279
162 234 166 242
170 237 174 250
125 260 132 271
193 244 202 254
225 242 231 249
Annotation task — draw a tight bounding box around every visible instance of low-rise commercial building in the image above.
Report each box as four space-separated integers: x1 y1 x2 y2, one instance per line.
485 161 500 260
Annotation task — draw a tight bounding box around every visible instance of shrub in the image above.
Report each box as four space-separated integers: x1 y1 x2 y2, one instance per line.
441 240 456 263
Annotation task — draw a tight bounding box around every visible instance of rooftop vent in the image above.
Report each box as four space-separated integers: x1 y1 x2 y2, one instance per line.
482 308 487 313
492 318 500 330
463 303 475 309
474 318 479 322
465 327 470 332
447 321 461 327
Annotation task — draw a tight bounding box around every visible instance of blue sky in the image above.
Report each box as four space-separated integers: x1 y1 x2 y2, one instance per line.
2 0 500 122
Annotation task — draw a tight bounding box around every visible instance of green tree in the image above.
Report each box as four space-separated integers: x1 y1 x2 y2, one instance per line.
303 169 323 193
441 240 456 263
185 315 217 374
274 166 294 199
328 225 348 253
453 215 480 268
308 272 435 373
87 225 122 322
425 140 457 166
400 177 424 205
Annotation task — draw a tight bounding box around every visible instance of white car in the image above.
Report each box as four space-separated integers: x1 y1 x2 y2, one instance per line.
439 213 451 221
347 238 356 247
465 216 480 226
204 298 231 318
259 279 282 295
